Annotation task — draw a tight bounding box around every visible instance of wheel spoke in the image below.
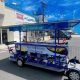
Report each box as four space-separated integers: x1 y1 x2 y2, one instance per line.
69 72 79 80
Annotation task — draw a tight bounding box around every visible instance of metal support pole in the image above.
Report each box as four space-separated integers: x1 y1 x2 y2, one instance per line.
19 28 21 53
55 29 57 44
43 31 44 41
1 29 2 44
19 31 21 43
26 31 27 42
54 29 57 64
58 30 59 44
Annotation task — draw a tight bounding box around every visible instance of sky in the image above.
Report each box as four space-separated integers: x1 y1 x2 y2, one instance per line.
5 0 80 34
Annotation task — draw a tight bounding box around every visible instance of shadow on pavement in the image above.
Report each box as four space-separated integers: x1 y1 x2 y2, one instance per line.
0 58 67 80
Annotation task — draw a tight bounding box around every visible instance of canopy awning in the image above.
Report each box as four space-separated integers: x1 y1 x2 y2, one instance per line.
5 20 80 31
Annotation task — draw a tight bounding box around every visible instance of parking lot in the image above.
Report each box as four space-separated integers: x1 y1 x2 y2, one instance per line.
0 49 68 80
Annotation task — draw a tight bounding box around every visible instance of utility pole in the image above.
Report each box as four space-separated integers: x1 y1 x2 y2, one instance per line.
41 0 46 40
41 0 45 23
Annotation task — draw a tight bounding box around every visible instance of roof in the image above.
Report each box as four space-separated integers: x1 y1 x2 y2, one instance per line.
2 19 80 31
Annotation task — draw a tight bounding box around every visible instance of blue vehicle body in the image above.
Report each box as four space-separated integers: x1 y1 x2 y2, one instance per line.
9 42 68 72
7 20 80 73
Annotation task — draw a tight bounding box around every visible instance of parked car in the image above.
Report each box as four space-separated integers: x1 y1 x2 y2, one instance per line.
50 30 71 40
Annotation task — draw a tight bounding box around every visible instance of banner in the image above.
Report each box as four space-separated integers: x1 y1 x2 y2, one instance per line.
16 13 23 20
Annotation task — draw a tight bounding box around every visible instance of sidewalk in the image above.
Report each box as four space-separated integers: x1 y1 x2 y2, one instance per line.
0 44 15 50
0 44 15 54
0 44 8 50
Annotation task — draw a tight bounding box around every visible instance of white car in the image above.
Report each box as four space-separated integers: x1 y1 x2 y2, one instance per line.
65 58 80 80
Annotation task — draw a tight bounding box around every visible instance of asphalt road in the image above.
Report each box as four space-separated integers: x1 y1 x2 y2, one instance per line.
0 50 68 80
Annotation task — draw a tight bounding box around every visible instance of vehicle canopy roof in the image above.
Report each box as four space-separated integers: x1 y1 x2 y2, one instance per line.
1 20 80 31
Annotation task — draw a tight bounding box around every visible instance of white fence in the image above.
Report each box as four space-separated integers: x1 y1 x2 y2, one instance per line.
68 46 80 60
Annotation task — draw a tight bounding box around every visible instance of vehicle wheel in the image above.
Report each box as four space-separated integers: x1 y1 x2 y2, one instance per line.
17 59 24 67
68 70 80 80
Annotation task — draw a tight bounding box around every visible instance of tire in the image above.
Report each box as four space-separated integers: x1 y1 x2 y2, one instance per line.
68 70 80 80
17 59 24 67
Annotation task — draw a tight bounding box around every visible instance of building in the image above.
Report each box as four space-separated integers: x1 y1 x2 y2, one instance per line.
0 0 36 44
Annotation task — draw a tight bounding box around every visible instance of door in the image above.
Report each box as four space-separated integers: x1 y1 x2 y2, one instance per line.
2 29 7 44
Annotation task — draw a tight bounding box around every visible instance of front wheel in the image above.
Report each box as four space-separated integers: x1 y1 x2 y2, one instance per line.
68 70 80 80
17 59 24 67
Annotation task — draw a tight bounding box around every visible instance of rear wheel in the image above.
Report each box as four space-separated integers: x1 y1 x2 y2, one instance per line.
68 70 80 80
17 59 24 67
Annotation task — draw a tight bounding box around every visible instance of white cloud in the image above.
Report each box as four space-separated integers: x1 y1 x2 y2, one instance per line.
46 15 57 19
75 1 80 5
59 3 72 6
24 6 35 11
12 2 17 5
59 1 80 6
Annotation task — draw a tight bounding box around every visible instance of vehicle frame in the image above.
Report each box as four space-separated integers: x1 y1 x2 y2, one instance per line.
5 20 80 80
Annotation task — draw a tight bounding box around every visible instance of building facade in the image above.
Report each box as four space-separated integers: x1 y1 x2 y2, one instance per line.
0 1 36 44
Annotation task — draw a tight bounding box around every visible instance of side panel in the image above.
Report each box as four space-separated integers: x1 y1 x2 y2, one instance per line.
14 43 68 71
15 43 68 56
